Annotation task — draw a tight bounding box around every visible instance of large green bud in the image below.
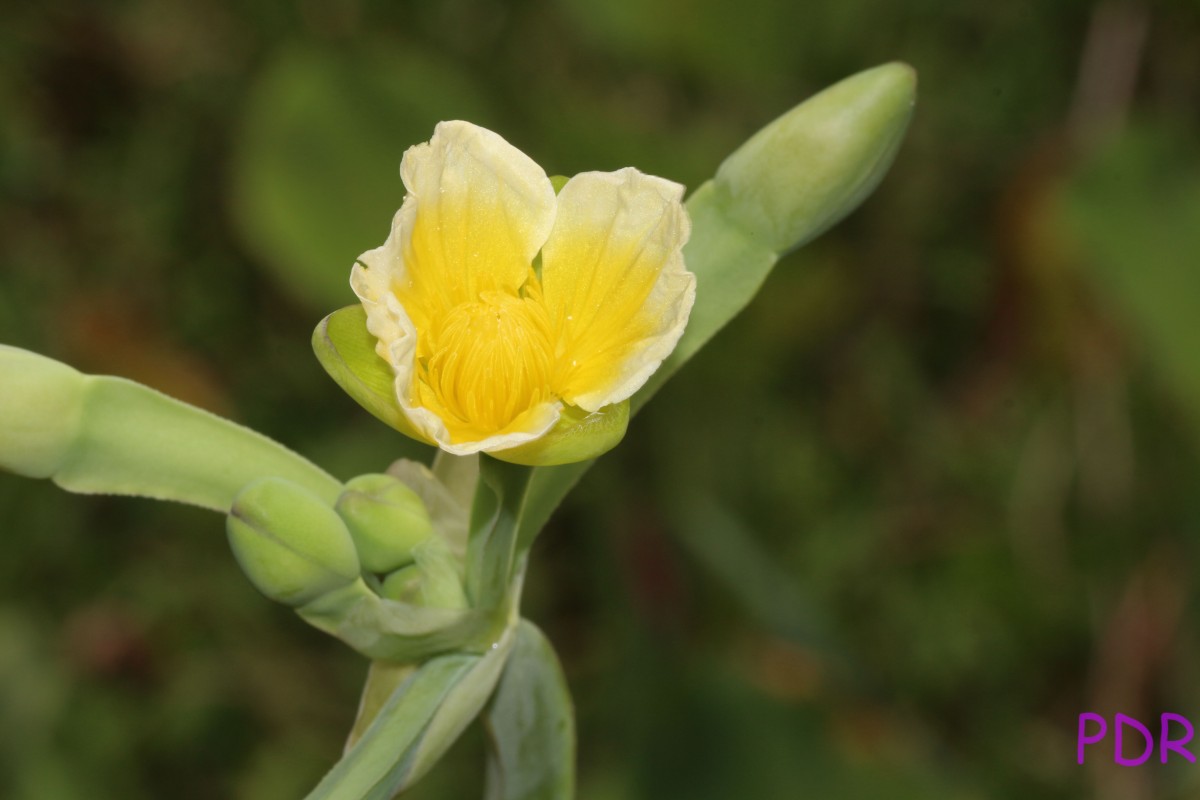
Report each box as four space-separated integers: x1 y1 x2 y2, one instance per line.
709 61 916 254
0 346 86 479
335 473 435 573
227 477 361 606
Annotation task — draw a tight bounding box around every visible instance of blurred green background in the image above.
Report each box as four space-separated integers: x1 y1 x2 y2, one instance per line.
3 1 1200 798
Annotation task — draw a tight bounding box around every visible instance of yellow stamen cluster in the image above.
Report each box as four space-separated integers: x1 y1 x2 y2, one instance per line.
413 288 554 439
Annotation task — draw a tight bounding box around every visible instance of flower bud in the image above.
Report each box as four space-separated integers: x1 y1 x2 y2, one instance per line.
380 538 468 610
0 346 86 479
336 473 435 573
380 564 424 603
227 477 361 606
712 62 916 254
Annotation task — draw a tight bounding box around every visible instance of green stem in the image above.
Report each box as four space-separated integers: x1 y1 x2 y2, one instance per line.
466 456 534 613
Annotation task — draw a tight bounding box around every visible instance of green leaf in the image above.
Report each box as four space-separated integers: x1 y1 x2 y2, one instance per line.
346 661 418 752
305 626 516 800
518 62 917 544
0 346 341 511
483 621 575 800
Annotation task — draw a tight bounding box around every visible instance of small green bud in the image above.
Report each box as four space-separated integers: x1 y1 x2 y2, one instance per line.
336 473 435 573
227 477 361 606
380 539 468 609
0 346 87 479
380 564 423 603
713 62 916 254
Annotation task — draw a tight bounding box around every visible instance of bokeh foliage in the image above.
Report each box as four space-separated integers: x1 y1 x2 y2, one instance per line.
3 1 1200 798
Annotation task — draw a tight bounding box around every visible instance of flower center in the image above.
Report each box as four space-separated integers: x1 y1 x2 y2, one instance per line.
415 290 555 438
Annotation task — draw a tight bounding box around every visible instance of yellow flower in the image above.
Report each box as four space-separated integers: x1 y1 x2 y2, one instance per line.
351 121 695 456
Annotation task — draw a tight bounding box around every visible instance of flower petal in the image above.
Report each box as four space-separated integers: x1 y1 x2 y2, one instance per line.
541 168 695 411
398 120 557 327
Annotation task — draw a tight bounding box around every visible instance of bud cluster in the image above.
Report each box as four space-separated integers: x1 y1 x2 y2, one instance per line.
227 470 466 612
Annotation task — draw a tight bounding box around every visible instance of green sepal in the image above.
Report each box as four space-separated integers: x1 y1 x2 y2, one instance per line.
305 625 517 800
312 305 431 444
227 477 361 607
489 400 629 467
483 620 575 800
